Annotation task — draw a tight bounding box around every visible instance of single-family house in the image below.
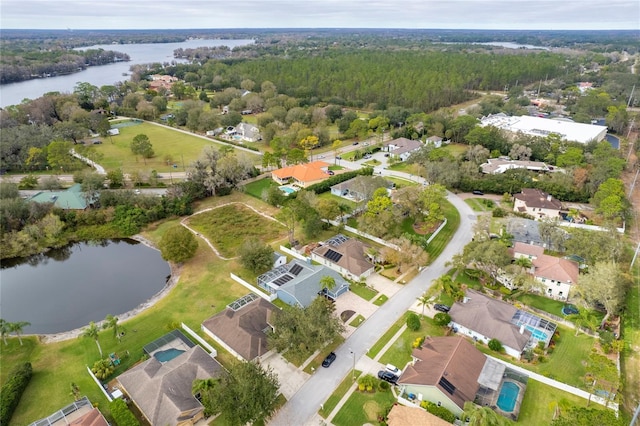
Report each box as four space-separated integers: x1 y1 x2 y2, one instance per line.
449 290 531 358
384 138 423 161
29 184 93 210
257 259 349 307
511 242 579 300
205 127 223 136
271 161 331 188
425 135 444 148
236 122 261 142
201 295 277 361
330 176 393 201
29 396 109 426
117 345 223 426
397 336 488 416
480 158 551 174
148 75 178 92
513 188 563 220
311 234 375 281
506 217 546 247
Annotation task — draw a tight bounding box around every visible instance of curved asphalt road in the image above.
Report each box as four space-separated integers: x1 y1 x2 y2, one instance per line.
268 191 476 426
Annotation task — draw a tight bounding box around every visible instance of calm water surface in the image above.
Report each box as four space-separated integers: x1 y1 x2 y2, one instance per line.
0 39 254 108
0 239 171 334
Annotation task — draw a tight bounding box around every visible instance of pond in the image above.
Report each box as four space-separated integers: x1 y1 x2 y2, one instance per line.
0 239 171 335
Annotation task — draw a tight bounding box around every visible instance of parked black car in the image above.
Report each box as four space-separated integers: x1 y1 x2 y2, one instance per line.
322 352 337 367
434 303 451 313
378 370 398 385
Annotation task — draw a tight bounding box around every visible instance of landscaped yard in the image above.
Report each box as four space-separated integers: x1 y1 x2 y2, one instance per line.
368 313 408 358
425 198 460 262
94 121 259 174
331 388 396 426
186 203 287 258
349 283 378 301
378 316 446 369
319 370 362 418
243 177 278 199
464 197 496 212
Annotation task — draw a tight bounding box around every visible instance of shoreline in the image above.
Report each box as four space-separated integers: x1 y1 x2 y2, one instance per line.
38 235 180 344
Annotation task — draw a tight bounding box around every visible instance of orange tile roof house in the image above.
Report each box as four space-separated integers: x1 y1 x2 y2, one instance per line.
397 336 487 416
271 160 331 188
513 188 563 220
511 242 579 301
201 295 277 361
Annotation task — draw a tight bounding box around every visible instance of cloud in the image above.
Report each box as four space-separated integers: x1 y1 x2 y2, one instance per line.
1 0 639 30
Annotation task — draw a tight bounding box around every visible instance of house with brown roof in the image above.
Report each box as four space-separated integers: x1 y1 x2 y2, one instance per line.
384 138 423 161
513 188 563 220
311 234 375 281
117 345 223 426
448 290 532 359
511 242 579 300
386 404 452 426
271 160 331 188
397 336 488 416
201 295 277 361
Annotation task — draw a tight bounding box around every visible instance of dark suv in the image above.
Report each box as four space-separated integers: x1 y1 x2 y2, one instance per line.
378 370 398 385
434 303 451 313
322 352 337 367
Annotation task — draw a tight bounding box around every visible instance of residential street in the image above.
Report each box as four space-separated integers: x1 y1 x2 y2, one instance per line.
268 190 476 426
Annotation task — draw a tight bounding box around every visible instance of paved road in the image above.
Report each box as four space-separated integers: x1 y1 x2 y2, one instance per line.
268 190 476 426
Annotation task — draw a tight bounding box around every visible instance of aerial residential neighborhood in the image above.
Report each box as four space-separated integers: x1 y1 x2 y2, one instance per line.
0 19 638 426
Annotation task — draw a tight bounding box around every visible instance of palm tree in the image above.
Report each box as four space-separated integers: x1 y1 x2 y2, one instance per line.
82 321 103 357
103 314 120 341
320 275 337 295
463 401 513 425
417 292 432 317
0 319 9 345
9 321 31 345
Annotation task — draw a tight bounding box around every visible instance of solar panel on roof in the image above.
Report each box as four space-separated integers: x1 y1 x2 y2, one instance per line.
438 377 456 395
289 264 303 276
273 274 294 286
324 249 343 262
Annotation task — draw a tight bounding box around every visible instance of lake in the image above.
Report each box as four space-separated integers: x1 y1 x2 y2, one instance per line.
0 239 171 335
0 38 254 108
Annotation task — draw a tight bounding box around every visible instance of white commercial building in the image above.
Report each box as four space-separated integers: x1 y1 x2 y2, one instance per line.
480 114 607 144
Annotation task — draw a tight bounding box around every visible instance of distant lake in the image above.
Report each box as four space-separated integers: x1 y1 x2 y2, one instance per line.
0 38 254 108
0 239 171 335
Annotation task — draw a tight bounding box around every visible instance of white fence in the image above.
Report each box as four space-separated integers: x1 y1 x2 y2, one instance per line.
229 273 275 301
181 322 217 357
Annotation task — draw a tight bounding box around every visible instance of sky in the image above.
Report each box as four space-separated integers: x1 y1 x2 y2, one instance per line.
1 0 639 31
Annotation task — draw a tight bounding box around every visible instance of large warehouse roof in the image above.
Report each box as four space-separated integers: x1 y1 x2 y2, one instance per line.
480 114 607 144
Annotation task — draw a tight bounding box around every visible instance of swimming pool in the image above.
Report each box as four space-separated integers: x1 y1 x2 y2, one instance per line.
496 381 520 412
280 186 295 194
154 348 185 363
525 325 548 341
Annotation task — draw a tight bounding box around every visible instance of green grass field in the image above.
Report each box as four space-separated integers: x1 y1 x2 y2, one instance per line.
95 121 259 174
464 197 495 212
373 294 388 306
243 177 279 199
367 313 408 358
378 316 445 369
425 199 460 262
331 388 396 426
186 203 287 258
319 370 362 418
349 283 378 301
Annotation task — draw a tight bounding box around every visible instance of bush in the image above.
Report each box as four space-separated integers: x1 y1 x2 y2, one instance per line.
419 401 456 423
412 336 425 348
109 398 140 426
378 380 390 391
0 362 33 425
406 312 421 331
492 207 506 217
433 312 451 327
499 286 512 296
488 338 503 352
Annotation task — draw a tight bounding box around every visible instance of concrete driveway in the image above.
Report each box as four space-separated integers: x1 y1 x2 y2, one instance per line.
260 351 310 400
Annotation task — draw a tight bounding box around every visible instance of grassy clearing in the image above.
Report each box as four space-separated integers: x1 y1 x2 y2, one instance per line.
385 176 418 188
317 191 357 210
349 315 366 327
378 317 445 369
319 370 362 418
368 313 408 359
442 143 468 159
621 266 640 415
373 294 388 306
331 388 396 426
349 284 378 301
425 199 460 262
464 197 495 212
96 121 258 174
515 293 605 324
243 177 278 199
386 162 410 172
186 203 286 258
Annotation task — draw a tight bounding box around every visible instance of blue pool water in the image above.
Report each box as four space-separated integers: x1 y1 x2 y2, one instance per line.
497 381 520 412
525 325 548 341
280 186 295 194
154 348 185 363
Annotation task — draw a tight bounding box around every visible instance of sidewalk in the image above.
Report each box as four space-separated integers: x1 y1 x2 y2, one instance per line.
323 324 408 425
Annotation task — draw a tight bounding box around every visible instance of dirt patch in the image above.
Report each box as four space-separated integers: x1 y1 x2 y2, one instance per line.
341 310 356 322
412 220 442 235
363 401 380 421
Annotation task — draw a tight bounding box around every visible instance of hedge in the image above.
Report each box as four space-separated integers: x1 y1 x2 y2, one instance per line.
109 398 140 426
420 400 456 423
304 167 374 194
0 362 33 425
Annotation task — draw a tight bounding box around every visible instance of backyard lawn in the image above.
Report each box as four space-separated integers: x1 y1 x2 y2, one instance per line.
331 388 396 426
378 317 446 369
243 177 279 199
94 121 259 174
186 203 287 258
